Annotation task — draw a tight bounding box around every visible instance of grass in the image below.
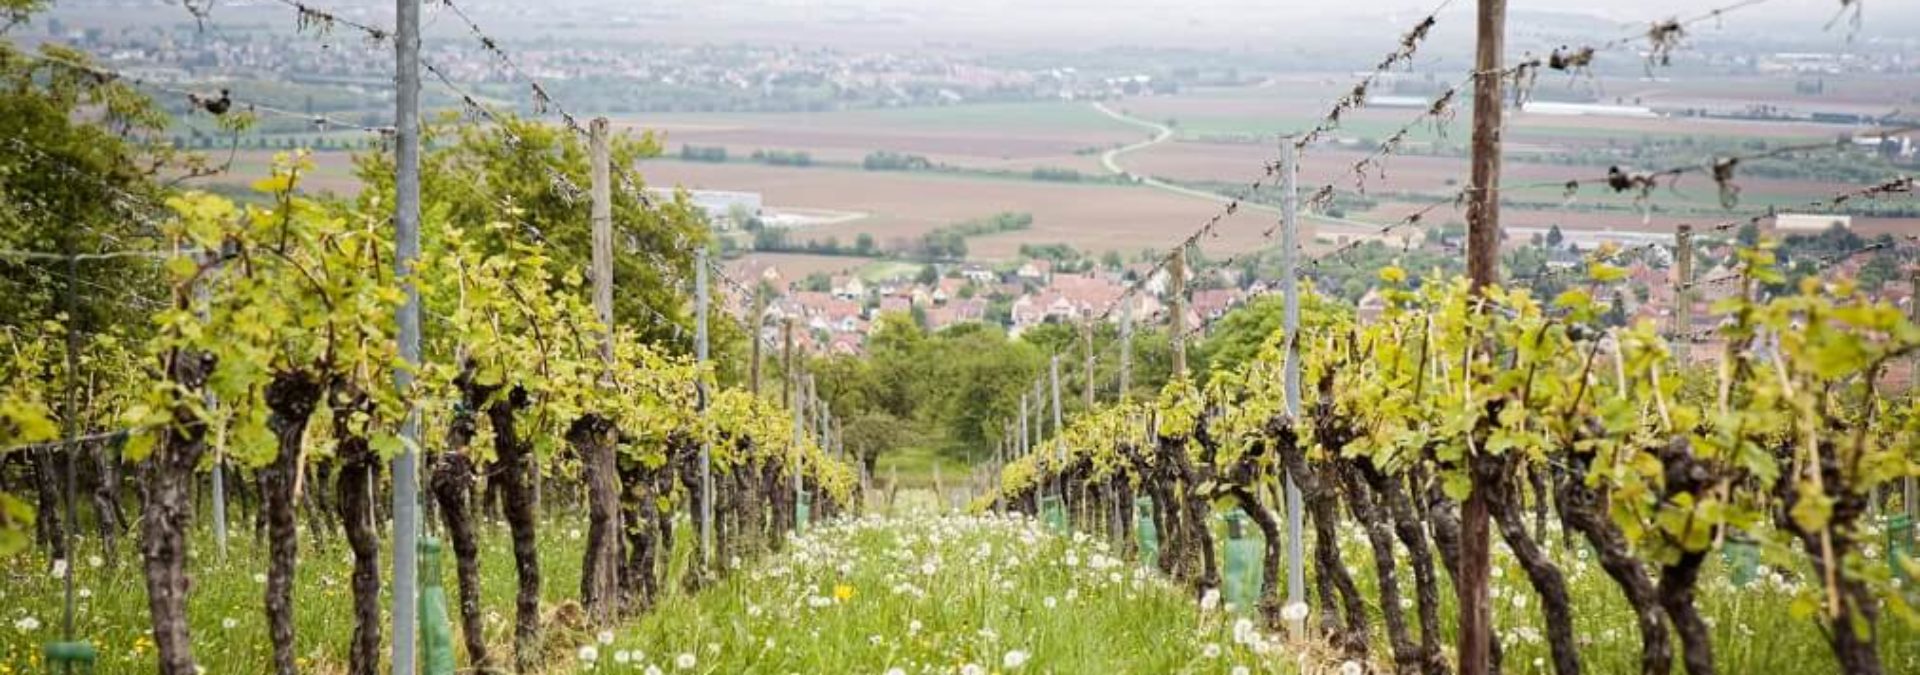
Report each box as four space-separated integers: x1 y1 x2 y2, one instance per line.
598 511 1295 674
0 514 599 673
3 499 1912 674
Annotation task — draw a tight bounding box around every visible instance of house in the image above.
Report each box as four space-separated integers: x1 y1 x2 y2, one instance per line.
877 296 912 317
828 333 864 356
935 278 968 304
1191 288 1242 321
1356 289 1388 324
1016 259 1054 283
831 275 867 301
960 265 998 284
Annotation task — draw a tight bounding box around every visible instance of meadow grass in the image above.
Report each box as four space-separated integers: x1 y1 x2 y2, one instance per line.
598 511 1296 675
2 501 1913 674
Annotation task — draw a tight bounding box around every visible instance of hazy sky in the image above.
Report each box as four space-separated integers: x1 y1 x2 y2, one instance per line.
576 0 1920 53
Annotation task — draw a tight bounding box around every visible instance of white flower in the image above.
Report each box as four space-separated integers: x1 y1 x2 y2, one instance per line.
221 617 239 630
1003 649 1031 669
676 652 697 670
646 666 664 675
577 645 599 663
960 664 986 675
1202 643 1222 659
1200 588 1221 612
49 559 67 578
1043 596 1057 609
598 630 615 645
253 572 268 584
1232 667 1251 675
1339 661 1365 675
1232 617 1256 645
908 619 923 635
1511 593 1529 610
567 528 583 541
614 650 633 664
14 616 41 632
76 588 91 599
86 555 103 569
886 669 906 675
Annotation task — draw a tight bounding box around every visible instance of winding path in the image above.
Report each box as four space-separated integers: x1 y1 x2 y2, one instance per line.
1091 101 1412 240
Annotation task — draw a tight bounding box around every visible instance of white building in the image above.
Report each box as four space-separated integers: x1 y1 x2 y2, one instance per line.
649 189 763 230
1771 214 1851 233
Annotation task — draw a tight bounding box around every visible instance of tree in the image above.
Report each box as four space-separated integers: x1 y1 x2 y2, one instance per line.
855 232 876 255
353 113 704 347
916 264 940 285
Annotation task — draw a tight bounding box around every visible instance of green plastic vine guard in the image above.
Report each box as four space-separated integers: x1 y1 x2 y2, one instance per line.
1134 497 1159 570
419 537 457 675
797 495 812 534
1723 533 1759 587
43 641 95 674
1040 494 1066 534
1888 515 1914 583
1221 510 1261 614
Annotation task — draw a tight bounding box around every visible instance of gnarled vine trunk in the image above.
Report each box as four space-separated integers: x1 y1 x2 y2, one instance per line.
331 389 381 675
1378 467 1449 675
1343 463 1417 673
571 413 623 624
1483 455 1579 675
140 349 213 675
485 385 541 673
263 370 322 675
1555 453 1670 675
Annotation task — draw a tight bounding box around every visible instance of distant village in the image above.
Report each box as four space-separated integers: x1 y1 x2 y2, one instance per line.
727 213 1919 384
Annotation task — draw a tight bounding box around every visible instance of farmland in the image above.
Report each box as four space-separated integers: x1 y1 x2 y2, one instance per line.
189 69 1919 270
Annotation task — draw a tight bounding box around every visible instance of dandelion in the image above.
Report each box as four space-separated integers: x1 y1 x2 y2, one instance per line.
598 630 615 646
86 555 103 569
960 664 986 675
676 652 697 670
614 650 633 664
253 572 268 584
1233 667 1251 675
50 558 67 578
834 584 856 602
646 666 664 675
14 616 41 632
908 619 923 635
1232 617 1256 645
1004 649 1031 669
1043 596 1057 609
886 669 906 675
76 588 91 599
577 645 599 664
221 617 239 630
1202 643 1222 659
1340 661 1365 675
1200 588 1221 612
1512 594 1529 610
